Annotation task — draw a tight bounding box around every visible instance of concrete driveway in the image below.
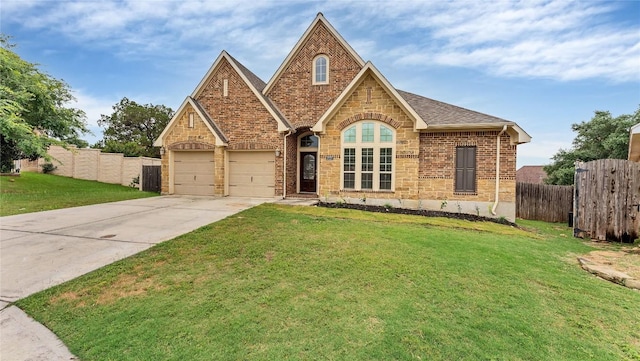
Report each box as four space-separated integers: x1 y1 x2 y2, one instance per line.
0 195 271 361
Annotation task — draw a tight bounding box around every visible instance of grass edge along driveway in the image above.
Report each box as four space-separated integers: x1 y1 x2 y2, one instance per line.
1 172 158 216
17 204 640 361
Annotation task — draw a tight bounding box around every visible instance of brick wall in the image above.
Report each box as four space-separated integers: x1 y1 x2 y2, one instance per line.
266 22 362 129
192 57 284 195
419 131 517 202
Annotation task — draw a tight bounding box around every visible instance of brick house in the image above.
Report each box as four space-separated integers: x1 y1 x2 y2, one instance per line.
154 13 530 221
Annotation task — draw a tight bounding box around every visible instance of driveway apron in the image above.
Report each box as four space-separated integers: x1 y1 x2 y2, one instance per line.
0 196 269 361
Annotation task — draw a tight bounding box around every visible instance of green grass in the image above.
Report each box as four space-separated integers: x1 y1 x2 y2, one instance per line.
0 172 158 216
17 204 640 361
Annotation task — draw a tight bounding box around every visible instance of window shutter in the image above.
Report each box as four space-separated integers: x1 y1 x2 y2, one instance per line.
455 146 476 192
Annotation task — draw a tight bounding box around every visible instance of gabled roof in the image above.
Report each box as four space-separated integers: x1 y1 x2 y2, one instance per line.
153 97 228 147
397 90 531 144
312 62 428 133
191 51 292 131
629 123 640 162
263 12 366 95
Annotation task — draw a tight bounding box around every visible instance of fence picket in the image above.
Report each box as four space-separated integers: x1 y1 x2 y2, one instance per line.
516 182 574 223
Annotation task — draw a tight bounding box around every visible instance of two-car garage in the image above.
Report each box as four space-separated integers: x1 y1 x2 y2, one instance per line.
172 151 275 197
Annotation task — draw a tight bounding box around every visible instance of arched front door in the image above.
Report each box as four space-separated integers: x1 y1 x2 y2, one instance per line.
300 152 317 192
298 134 318 193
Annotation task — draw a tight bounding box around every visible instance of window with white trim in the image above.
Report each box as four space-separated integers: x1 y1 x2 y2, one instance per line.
341 121 395 191
312 55 328 84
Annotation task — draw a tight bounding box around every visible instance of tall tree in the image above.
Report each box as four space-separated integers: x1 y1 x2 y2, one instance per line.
544 107 639 185
96 98 173 157
0 35 88 172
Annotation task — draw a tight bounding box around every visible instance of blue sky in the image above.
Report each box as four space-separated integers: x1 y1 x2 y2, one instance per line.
2 0 639 167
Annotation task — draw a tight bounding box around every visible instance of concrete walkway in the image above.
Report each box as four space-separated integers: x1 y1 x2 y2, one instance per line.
0 196 270 361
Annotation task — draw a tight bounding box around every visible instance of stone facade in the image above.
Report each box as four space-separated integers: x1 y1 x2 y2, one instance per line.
318 73 420 201
155 13 528 221
160 103 220 194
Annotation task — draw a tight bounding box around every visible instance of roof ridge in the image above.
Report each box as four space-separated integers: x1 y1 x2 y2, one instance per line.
225 52 267 92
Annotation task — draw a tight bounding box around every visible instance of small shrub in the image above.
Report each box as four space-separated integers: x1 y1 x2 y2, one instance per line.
41 163 57 174
383 202 393 209
129 175 140 188
440 200 448 210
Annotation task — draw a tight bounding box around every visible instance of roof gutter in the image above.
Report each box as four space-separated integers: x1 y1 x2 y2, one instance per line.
491 125 508 216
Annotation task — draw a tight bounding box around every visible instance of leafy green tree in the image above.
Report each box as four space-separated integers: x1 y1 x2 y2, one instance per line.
0 35 88 172
96 97 173 157
544 107 639 185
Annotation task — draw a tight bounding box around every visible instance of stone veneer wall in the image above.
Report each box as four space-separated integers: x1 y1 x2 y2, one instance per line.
317 73 420 200
160 103 221 195
315 72 519 220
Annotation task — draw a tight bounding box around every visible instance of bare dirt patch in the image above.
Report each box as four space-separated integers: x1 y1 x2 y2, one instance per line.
583 244 640 280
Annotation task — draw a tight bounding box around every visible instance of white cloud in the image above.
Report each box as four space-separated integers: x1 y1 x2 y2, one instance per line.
2 0 638 82
68 90 120 144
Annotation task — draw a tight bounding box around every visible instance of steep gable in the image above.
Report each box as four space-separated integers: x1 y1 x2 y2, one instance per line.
313 62 428 133
192 51 291 133
264 13 365 129
153 97 227 147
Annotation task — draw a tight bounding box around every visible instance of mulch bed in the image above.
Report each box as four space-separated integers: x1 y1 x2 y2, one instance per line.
317 201 518 227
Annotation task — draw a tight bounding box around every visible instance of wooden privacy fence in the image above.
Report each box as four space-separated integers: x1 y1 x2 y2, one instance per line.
516 182 574 223
142 165 161 192
574 159 640 243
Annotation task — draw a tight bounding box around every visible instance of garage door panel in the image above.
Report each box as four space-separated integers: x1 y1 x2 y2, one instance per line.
228 152 275 197
173 152 214 196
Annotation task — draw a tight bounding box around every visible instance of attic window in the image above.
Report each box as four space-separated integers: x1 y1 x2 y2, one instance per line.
312 55 328 85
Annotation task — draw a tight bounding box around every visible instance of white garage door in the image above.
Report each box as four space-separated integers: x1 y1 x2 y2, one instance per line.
228 151 275 197
173 151 214 196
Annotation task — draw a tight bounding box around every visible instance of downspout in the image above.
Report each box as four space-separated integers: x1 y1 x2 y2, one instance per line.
491 125 508 216
282 130 293 199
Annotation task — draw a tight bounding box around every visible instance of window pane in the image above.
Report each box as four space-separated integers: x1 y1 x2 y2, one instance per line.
380 148 392 172
361 148 373 171
344 127 356 143
362 123 374 142
361 173 373 189
344 173 355 189
344 148 355 172
380 125 393 142
315 57 326 83
301 135 318 147
380 173 391 190
303 154 315 180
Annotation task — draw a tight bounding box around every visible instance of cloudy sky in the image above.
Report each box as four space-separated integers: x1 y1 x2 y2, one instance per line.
2 0 639 167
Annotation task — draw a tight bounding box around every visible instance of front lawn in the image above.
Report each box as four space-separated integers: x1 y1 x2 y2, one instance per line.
17 204 640 360
0 172 158 216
